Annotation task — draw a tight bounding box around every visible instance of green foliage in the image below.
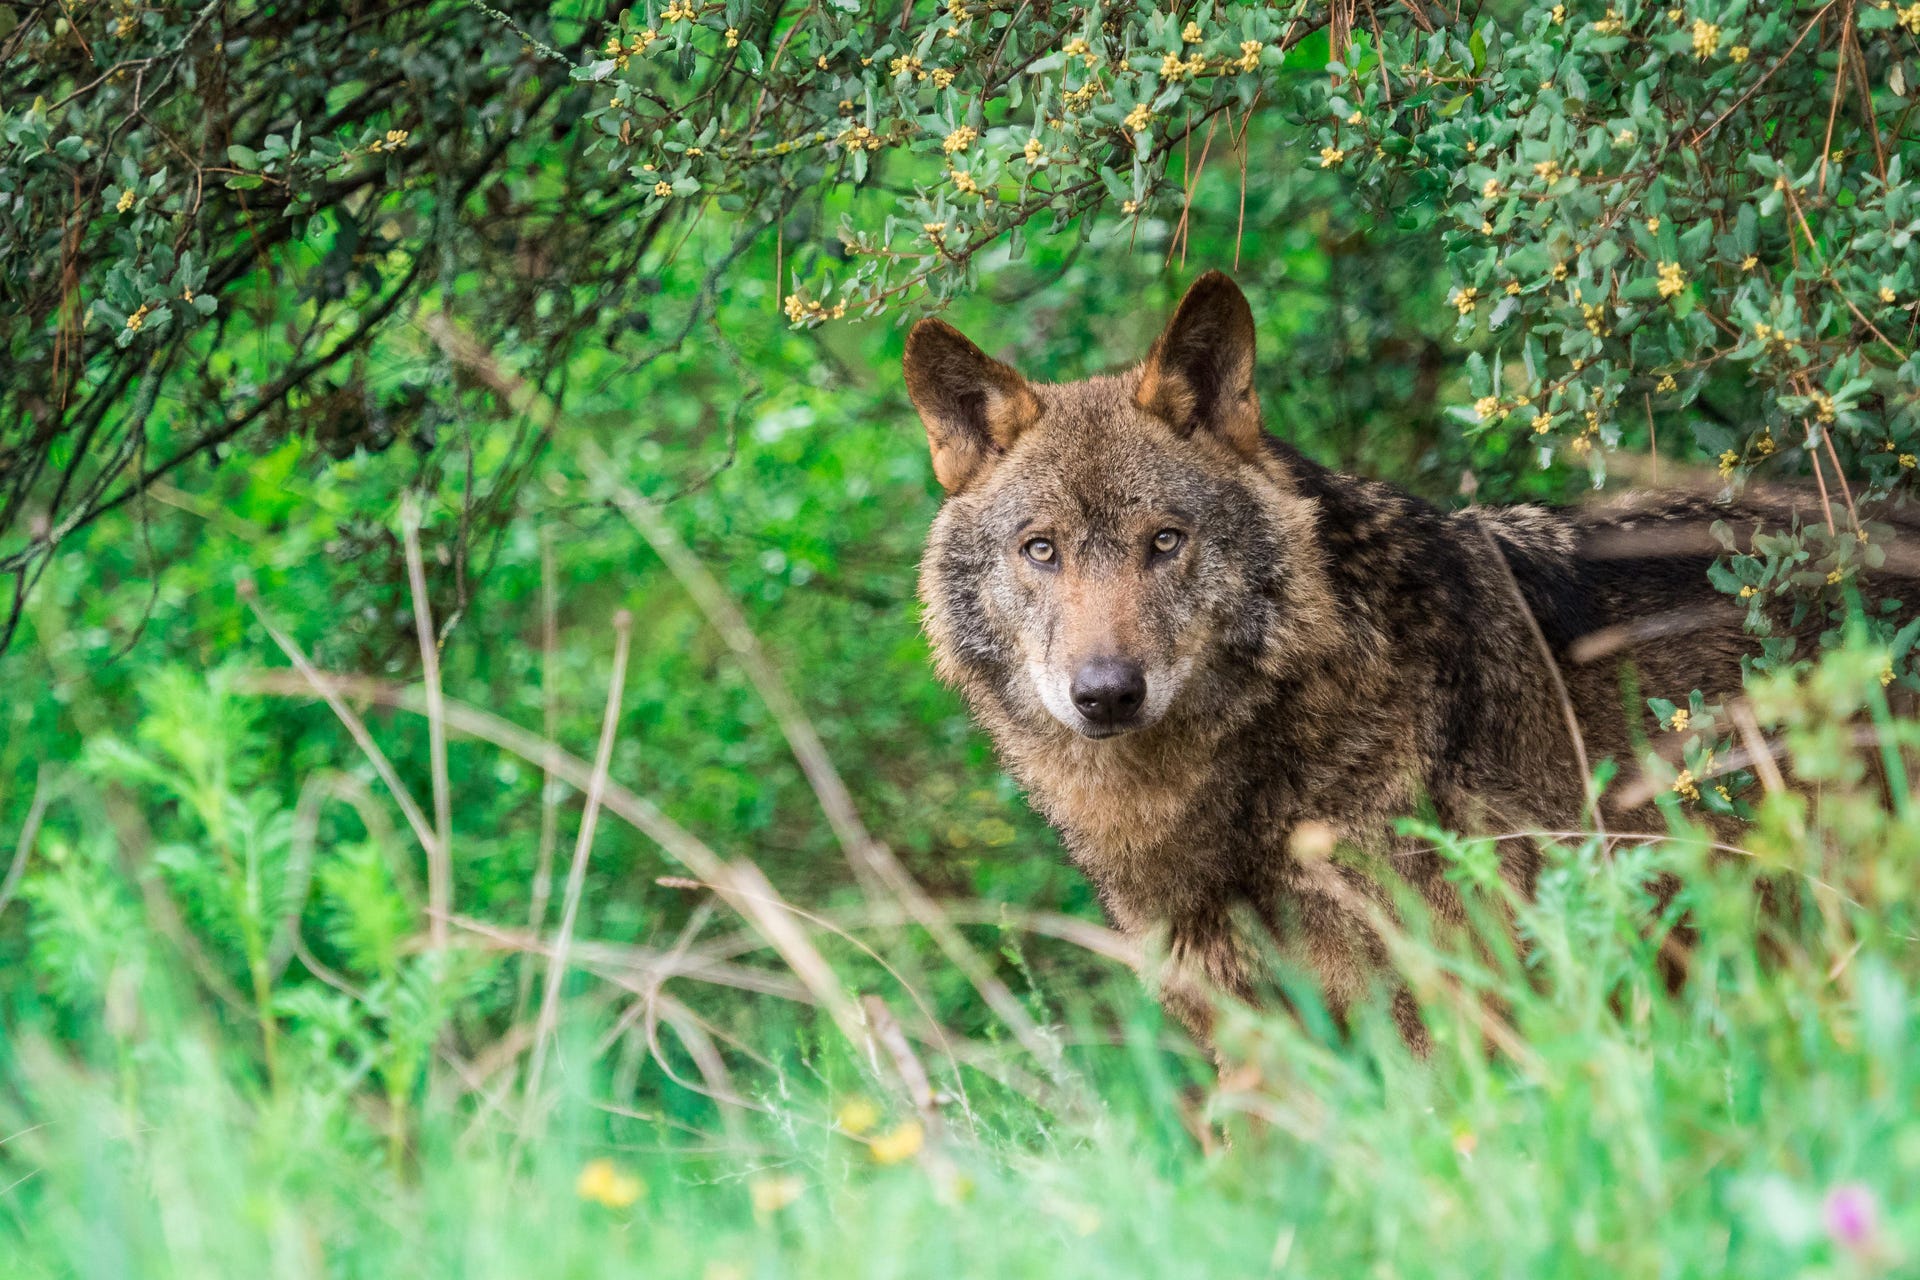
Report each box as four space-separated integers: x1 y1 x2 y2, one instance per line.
9 0 1920 1273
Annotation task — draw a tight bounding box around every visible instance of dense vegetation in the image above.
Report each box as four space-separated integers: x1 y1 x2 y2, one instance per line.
6 0 1920 1273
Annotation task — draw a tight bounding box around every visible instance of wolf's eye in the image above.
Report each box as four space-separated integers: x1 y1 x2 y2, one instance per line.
1151 529 1186 556
1022 536 1057 565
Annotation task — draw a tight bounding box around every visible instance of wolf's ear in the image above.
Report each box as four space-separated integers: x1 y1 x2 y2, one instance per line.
1135 271 1262 457
903 318 1042 491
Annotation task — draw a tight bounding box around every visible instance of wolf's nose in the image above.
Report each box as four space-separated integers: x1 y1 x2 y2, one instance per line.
1071 657 1147 727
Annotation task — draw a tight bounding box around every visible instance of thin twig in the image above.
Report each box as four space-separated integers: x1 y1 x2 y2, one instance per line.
401 497 454 948
522 609 633 1138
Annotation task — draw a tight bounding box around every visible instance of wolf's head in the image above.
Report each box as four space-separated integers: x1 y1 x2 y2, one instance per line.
908 273 1336 745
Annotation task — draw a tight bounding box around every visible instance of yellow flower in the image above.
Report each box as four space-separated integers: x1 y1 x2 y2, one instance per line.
1741 255 1759 270
1880 286 1897 304
1646 216 1661 233
1730 44 1750 62
932 67 954 88
1593 8 1626 35
1550 3 1566 21
1657 261 1687 298
576 1159 645 1208
1474 395 1502 421
1716 784 1732 801
749 1174 804 1215
1657 374 1677 393
653 180 674 197
1901 453 1917 469
116 188 136 213
1739 584 1757 598
889 54 922 77
1691 19 1721 58
922 221 946 236
1754 433 1775 456
1235 40 1263 72
1827 569 1844 585
1900 2 1920 34
837 1097 882 1134
951 169 980 194
1181 20 1203 43
1667 707 1690 732
1120 198 1140 214
1615 127 1636 145
1124 103 1152 132
1159 51 1189 80
1718 449 1739 477
1481 178 1503 199
725 27 739 46
1551 261 1568 282
1022 136 1045 164
1667 7 1684 21
869 1121 925 1164
942 125 977 153
1505 280 1521 295
1810 391 1836 423
125 304 149 333
1533 158 1563 183
1320 145 1346 167
1672 768 1700 801
1882 664 1897 687
1453 286 1479 315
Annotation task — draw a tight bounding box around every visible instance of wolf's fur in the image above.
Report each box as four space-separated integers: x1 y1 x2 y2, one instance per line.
905 272 1882 1048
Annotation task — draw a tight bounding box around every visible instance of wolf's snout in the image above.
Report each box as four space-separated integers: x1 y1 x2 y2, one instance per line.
1071 656 1146 729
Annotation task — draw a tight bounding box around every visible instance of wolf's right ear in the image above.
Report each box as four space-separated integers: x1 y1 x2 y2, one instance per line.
903 318 1041 492
1135 271 1263 458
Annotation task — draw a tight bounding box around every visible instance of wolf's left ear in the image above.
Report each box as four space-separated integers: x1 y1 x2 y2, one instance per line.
1135 271 1262 458
903 318 1042 491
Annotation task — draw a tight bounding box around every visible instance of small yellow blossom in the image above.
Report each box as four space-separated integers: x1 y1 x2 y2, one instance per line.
1551 261 1569 282
1754 433 1776 456
816 54 829 69
1902 453 1917 469
951 169 981 194
1474 395 1502 421
1667 7 1685 21
1667 707 1691 732
1533 158 1563 183
1453 286 1479 316
1672 768 1700 801
942 125 978 154
116 188 136 213
577 1159 645 1208
749 1174 804 1215
1718 449 1739 477
653 180 674 197
889 54 922 77
1615 127 1636 145
725 26 739 46
1505 280 1522 295
1899 3 1920 34
1120 198 1140 214
1124 103 1152 132
1657 374 1678 393
125 304 149 333
1482 178 1503 199
1810 391 1836 423
1739 584 1757 598
932 67 955 88
837 1097 882 1135
869 1121 925 1164
1880 286 1897 304
1716 784 1732 801
1182 20 1203 43
1741 255 1759 270
1320 145 1346 167
1646 216 1661 233
1657 261 1687 299
1730 44 1749 62
1594 8 1627 36
1235 40 1263 72
1550 3 1566 21
661 0 694 20
1827 569 1845 585
1691 20 1721 58
1882 664 1897 687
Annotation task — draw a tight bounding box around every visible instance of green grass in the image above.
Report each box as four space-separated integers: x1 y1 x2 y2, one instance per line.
5 642 1920 1278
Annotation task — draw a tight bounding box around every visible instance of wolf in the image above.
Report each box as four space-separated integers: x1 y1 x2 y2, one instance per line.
906 270 1867 1050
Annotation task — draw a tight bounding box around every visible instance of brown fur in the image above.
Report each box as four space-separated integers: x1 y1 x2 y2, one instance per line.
906 271 1904 1050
